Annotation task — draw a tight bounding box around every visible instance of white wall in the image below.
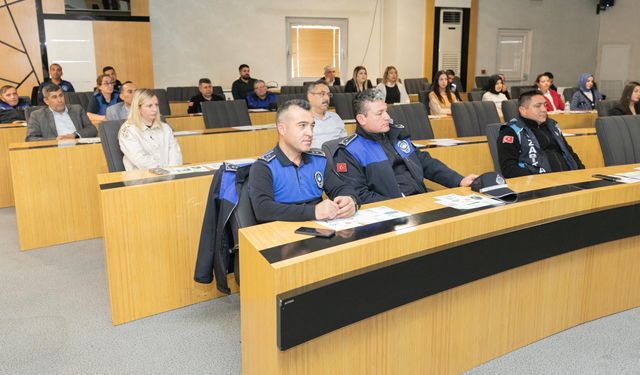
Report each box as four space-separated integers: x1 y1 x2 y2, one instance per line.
149 0 425 89
475 0 600 88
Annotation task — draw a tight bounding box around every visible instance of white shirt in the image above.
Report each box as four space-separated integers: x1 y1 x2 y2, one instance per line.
118 121 183 171
375 82 410 104
51 107 77 136
481 91 508 117
311 111 347 149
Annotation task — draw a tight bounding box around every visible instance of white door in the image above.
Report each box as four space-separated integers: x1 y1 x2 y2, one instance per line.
496 29 532 85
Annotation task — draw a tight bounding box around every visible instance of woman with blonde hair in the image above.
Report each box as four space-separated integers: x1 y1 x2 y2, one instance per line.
118 89 182 171
344 65 373 93
376 66 410 104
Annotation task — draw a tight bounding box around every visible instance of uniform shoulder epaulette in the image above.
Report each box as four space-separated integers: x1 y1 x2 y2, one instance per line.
339 133 358 147
304 148 325 157
223 162 238 172
258 150 276 163
390 122 405 129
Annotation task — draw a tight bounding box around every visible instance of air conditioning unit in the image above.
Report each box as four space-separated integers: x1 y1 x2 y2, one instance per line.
437 9 463 74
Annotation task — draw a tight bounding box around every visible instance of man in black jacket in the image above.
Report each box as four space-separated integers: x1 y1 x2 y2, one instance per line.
231 64 257 100
188 78 225 114
325 89 477 204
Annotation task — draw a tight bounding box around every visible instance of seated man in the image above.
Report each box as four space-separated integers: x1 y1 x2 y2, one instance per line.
188 78 225 114
249 99 358 223
103 66 123 92
318 65 341 86
0 85 30 123
26 83 97 141
325 89 477 204
446 69 462 101
246 80 277 111
37 63 75 105
106 81 136 121
231 64 257 100
306 81 346 148
498 91 584 178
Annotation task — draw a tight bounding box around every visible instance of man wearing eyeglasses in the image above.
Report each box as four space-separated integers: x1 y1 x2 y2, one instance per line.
319 65 341 86
306 82 346 148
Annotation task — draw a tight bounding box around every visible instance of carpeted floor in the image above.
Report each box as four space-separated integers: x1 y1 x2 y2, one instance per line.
0 206 638 374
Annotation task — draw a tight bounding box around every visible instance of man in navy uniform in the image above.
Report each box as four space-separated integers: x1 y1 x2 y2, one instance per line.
249 99 358 223
325 89 478 204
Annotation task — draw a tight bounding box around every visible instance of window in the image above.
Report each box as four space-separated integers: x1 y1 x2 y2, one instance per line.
285 17 348 85
496 29 532 83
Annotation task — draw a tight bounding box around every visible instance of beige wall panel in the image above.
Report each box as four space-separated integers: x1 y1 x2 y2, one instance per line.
42 0 65 14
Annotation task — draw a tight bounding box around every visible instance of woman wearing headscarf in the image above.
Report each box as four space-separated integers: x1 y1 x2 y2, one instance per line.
570 73 603 111
481 75 508 117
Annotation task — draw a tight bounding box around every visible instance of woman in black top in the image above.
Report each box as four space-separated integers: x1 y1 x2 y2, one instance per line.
609 81 640 116
376 66 410 104
344 66 373 93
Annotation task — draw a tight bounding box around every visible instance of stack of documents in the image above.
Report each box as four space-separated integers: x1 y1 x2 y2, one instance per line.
434 193 504 210
427 138 468 147
316 206 409 231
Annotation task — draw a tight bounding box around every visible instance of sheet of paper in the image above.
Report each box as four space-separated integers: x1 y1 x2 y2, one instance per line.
202 162 223 170
248 108 269 112
561 133 575 137
315 206 409 231
232 124 276 131
428 138 468 147
613 171 640 183
434 193 504 210
412 143 426 148
164 165 210 175
77 137 101 144
173 130 202 136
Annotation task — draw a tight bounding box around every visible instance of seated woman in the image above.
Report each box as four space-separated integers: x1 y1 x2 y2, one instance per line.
87 74 120 123
428 70 458 115
481 75 508 117
609 81 640 116
0 85 30 123
344 66 373 93
376 66 410 104
498 73 511 99
246 80 277 110
118 89 183 171
535 73 564 112
571 73 603 111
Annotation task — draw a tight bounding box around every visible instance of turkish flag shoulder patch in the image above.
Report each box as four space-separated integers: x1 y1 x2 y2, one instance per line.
502 135 514 144
336 163 347 173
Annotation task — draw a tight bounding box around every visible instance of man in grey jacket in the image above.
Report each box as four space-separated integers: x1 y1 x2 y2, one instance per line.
105 81 136 121
26 83 97 141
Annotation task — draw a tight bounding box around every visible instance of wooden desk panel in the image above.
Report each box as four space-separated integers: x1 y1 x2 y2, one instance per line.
239 165 640 374
548 111 597 129
429 116 456 138
99 172 238 325
0 124 27 207
249 111 277 125
166 114 205 131
10 141 108 250
169 101 189 116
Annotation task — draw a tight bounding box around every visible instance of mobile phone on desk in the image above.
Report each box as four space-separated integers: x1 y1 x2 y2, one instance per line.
294 226 336 238
150 167 170 175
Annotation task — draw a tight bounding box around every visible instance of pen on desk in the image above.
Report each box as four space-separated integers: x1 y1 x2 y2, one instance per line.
591 174 620 182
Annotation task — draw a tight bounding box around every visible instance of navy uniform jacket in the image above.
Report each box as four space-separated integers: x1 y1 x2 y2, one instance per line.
249 145 359 223
0 98 30 123
325 124 464 204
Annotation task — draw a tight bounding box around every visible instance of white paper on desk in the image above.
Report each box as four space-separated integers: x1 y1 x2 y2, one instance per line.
77 137 101 144
343 119 357 124
315 206 409 231
57 139 76 147
412 143 427 148
165 165 209 175
232 124 276 131
428 115 442 119
561 133 575 137
202 162 223 170
435 193 503 210
248 108 269 112
613 171 640 183
428 138 467 147
173 130 201 136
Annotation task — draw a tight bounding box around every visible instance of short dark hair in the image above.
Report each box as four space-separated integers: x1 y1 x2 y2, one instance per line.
306 81 327 94
253 79 266 88
238 64 250 71
353 88 385 117
103 66 115 73
0 85 15 96
543 71 554 79
49 63 61 70
42 83 62 97
445 69 455 76
518 90 544 107
198 78 212 85
122 80 133 85
276 99 310 123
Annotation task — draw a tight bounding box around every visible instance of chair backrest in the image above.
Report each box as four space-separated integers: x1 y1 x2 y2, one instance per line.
595 115 640 166
596 99 617 117
19 95 30 104
376 78 383 84
280 85 306 95
321 138 344 171
201 100 251 128
418 89 432 115
229 177 257 242
213 86 224 98
64 92 82 106
386 103 434 140
562 87 578 103
151 88 171 115
98 120 126 172
24 106 45 123
328 85 344 94
332 92 357 120
475 76 491 89
485 123 504 174
467 90 486 102
30 86 39 105
403 78 429 95
73 91 93 110
510 85 537 100
451 101 501 137
501 99 519 122
167 86 200 101
276 93 307 108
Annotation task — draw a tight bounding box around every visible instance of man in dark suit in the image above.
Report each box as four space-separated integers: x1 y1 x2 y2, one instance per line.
318 65 341 86
26 83 97 141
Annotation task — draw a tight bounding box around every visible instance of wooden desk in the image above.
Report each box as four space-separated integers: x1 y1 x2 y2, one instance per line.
429 116 456 138
239 165 640 374
169 101 189 116
548 111 598 129
0 124 27 207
